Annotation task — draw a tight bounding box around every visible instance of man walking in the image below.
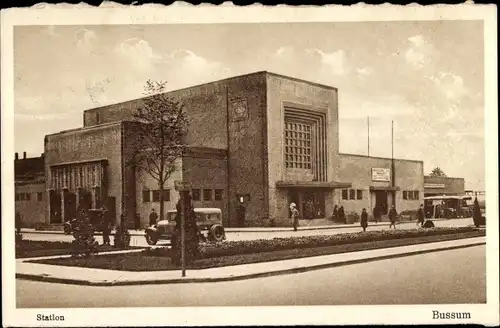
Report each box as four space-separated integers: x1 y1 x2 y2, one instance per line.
101 206 111 245
339 205 346 224
417 204 425 227
388 205 398 229
149 208 158 227
332 205 338 222
290 202 299 232
373 205 380 223
360 208 368 232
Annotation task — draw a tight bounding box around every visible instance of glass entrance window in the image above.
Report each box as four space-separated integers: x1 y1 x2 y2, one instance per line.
285 122 312 170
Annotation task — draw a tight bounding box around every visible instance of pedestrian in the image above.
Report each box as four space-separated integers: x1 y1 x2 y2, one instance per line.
360 208 368 232
15 211 22 234
417 204 425 227
149 208 158 226
388 205 398 229
472 197 482 227
339 205 346 224
332 205 338 222
373 206 380 223
101 206 111 245
290 202 299 232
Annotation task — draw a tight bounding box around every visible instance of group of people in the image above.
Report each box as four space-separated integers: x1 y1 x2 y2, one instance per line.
331 205 346 224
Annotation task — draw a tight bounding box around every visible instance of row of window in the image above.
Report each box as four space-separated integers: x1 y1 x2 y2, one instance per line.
403 190 420 200
142 188 224 203
342 189 363 200
15 192 43 202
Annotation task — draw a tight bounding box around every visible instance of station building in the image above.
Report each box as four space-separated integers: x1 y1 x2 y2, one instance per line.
44 71 430 228
423 176 465 197
14 152 46 227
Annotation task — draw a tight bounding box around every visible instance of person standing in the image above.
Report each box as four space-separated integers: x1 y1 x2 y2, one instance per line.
15 211 22 234
417 204 425 227
360 208 368 232
332 205 338 222
388 205 398 229
149 208 158 227
339 205 346 224
101 206 111 245
472 197 482 227
373 206 380 223
290 202 299 232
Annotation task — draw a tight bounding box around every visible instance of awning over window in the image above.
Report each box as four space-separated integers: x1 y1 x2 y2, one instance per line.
369 186 400 192
276 180 352 189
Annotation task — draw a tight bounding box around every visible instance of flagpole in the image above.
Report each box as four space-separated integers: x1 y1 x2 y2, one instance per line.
367 116 370 157
391 120 396 205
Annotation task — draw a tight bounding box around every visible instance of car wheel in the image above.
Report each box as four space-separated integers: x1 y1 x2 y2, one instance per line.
208 224 225 242
145 232 158 245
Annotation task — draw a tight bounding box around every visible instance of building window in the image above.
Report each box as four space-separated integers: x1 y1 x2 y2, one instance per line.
163 189 170 202
342 189 363 201
96 112 100 124
414 191 419 200
284 121 312 170
142 190 151 203
342 189 348 200
403 191 408 200
37 192 43 201
192 189 201 201
404 190 419 200
26 193 31 201
214 189 223 201
152 190 160 202
15 194 19 201
203 189 212 201
356 190 363 200
349 189 355 200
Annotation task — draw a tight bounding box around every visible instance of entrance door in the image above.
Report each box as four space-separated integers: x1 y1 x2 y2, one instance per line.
375 191 388 215
303 190 325 219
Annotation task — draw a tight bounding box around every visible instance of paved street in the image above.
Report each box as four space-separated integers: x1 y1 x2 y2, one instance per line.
22 218 474 247
17 244 485 307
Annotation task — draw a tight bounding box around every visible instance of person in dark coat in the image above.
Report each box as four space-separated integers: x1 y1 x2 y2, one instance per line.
101 206 111 245
15 211 22 234
149 208 158 227
360 208 368 232
332 205 338 222
373 206 381 223
417 204 425 227
388 205 398 229
338 206 346 224
472 197 482 227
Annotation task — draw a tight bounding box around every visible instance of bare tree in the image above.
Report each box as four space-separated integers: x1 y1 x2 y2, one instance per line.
131 80 189 222
429 167 447 177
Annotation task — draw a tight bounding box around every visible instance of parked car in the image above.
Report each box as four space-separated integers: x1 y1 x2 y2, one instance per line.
145 208 226 245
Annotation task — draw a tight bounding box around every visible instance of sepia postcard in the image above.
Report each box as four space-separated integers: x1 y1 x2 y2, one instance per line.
1 2 499 327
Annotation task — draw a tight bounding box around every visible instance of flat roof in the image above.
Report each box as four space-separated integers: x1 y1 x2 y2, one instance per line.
424 175 465 180
83 71 337 114
339 152 424 164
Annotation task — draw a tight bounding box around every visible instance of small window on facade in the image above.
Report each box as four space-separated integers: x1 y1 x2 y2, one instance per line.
356 190 363 200
192 189 201 201
37 192 43 201
152 190 160 202
15 194 19 201
96 112 100 124
342 189 348 200
163 189 170 202
26 193 31 201
414 191 419 200
349 189 355 200
142 190 150 202
214 189 223 201
203 189 212 201
403 191 408 200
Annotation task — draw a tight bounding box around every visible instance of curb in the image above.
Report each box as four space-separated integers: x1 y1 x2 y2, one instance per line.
16 240 485 286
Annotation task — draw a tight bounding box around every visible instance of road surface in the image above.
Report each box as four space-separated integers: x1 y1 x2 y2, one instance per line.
22 218 474 247
17 244 485 307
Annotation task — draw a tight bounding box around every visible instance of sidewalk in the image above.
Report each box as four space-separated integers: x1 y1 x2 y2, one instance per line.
16 236 485 286
21 218 453 236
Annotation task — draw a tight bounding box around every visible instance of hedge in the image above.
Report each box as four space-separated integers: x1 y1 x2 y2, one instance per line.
144 226 477 259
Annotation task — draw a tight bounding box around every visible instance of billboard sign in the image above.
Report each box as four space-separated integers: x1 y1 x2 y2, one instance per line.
372 168 391 182
424 183 446 189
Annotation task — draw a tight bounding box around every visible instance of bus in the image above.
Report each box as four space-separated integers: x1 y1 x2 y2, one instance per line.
423 195 473 219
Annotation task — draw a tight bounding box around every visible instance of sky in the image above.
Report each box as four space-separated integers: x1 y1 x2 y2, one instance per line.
13 21 485 190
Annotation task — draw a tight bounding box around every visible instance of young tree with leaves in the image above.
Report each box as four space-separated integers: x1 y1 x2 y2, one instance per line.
429 167 447 177
131 80 189 222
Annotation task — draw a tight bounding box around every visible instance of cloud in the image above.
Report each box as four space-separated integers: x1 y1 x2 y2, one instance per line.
404 34 433 68
356 66 373 78
74 28 97 54
339 93 417 120
308 48 348 76
429 72 468 101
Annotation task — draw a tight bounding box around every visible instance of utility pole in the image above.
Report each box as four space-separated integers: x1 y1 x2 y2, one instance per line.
367 116 370 157
391 120 396 205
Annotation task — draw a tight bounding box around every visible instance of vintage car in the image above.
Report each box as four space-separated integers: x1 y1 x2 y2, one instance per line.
145 208 226 245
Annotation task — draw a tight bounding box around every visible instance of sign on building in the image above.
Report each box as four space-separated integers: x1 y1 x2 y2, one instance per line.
371 168 391 182
424 183 446 189
174 180 192 192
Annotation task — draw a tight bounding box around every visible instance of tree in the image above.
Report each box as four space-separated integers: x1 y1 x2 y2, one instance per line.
429 167 447 177
131 80 189 222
